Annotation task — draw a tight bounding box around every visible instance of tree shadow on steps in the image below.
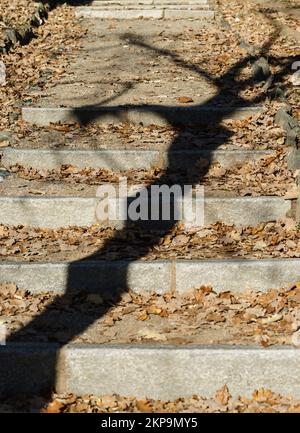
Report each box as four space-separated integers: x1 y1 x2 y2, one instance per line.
1 26 296 408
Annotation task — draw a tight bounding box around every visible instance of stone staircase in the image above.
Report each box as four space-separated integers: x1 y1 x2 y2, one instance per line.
75 0 215 20
1 1 300 403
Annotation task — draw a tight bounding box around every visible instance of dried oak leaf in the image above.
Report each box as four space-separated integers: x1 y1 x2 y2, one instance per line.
215 385 231 406
291 329 300 347
136 400 153 413
138 311 149 321
206 313 226 323
42 400 65 413
252 388 276 403
137 328 167 342
176 96 194 103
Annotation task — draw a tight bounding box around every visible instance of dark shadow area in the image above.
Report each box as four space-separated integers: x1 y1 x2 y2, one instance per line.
0 17 297 408
43 0 93 7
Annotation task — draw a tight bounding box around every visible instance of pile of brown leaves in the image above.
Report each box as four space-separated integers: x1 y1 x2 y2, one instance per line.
7 111 288 151
218 0 299 49
2 386 300 412
3 281 300 347
2 219 300 262
5 149 295 197
0 0 36 29
218 0 300 110
0 2 84 130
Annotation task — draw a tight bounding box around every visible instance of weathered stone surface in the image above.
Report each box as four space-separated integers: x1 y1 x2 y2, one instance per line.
0 148 161 171
163 9 214 19
0 196 290 228
0 261 173 294
252 57 271 82
60 345 300 399
204 197 290 227
0 197 98 228
175 258 300 293
287 149 300 170
0 131 13 143
0 147 274 171
75 8 164 19
2 344 300 399
22 106 265 127
275 108 300 146
1 258 299 294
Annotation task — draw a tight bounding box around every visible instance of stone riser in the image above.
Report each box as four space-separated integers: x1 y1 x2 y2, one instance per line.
0 148 275 171
22 106 265 127
80 4 211 10
91 0 210 4
75 8 214 19
1 344 300 399
1 258 300 294
0 196 290 228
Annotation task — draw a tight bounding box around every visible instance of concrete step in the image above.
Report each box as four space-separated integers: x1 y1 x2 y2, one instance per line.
1 343 300 399
0 147 276 171
75 8 214 19
1 258 300 294
0 195 291 228
91 0 210 4
78 17 211 34
22 106 265 127
80 4 211 10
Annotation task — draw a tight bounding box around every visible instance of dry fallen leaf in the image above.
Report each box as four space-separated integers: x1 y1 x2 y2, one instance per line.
291 329 300 347
100 395 118 408
147 305 162 315
206 313 226 323
136 400 153 412
215 385 231 406
290 73 300 86
42 400 65 413
138 311 149 321
252 388 275 403
284 186 300 200
176 96 194 103
28 189 46 195
137 328 167 341
261 313 283 325
62 165 78 174
257 334 271 347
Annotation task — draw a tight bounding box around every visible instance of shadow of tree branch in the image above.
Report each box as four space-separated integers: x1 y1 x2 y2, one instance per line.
1 17 297 406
